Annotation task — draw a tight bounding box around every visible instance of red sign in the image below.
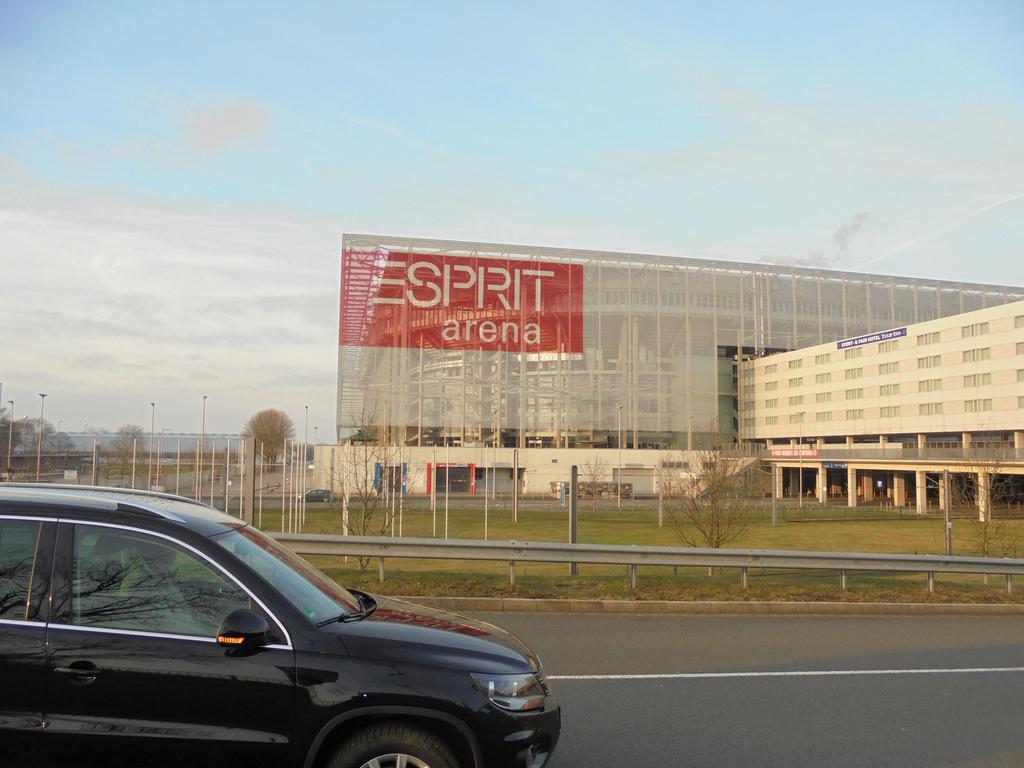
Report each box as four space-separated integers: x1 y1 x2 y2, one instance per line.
340 249 583 353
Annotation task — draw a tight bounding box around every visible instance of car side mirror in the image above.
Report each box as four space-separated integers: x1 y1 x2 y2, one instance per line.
217 609 270 650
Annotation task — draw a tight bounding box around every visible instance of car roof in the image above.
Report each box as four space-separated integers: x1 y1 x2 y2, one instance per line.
0 484 246 536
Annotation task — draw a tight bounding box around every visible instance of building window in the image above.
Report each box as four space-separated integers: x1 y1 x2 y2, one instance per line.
815 372 831 384
742 401 755 411
878 362 900 375
766 416 778 425
814 353 831 365
789 395 804 406
919 402 943 416
964 399 993 413
845 388 864 399
917 331 940 345
918 355 941 369
1016 315 1024 329
789 413 805 425
880 405 900 418
1018 369 1024 383
846 409 864 420
961 322 989 338
918 378 942 392
1019 397 1024 410
765 398 778 408
816 412 832 422
789 377 803 387
878 340 899 353
845 368 863 380
815 392 832 403
844 348 863 360
879 383 900 397
962 348 990 363
765 381 778 391
764 364 777 374
963 373 992 387
788 359 802 370
743 417 756 429
1018 342 1024 355
742 384 755 396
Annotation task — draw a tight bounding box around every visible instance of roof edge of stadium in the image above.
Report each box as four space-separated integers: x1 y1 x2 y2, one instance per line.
340 233 1024 293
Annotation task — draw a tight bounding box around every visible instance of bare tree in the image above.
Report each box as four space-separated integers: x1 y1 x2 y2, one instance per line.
107 424 144 487
580 454 607 512
243 409 295 466
322 411 400 568
663 449 763 550
951 448 1023 563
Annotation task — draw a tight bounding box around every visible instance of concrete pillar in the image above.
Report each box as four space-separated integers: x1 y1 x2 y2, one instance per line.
917 433 926 452
860 473 873 501
816 438 825 448
790 437 798 446
879 434 887 447
978 472 991 522
915 471 927 515
938 475 946 510
848 467 857 507
1015 431 1024 458
817 466 828 504
893 474 906 508
962 432 972 456
846 436 854 448
774 464 784 499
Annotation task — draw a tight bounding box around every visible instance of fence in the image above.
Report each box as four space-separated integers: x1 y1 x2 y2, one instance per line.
272 533 1024 594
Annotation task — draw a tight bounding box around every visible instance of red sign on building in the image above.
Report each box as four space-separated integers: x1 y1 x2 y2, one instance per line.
340 249 583 354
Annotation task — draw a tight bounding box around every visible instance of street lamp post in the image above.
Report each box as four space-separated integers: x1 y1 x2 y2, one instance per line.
198 395 207 498
35 393 47 481
149 402 156 491
6 400 13 480
616 404 623 511
303 405 309 527
687 414 694 452
797 411 806 509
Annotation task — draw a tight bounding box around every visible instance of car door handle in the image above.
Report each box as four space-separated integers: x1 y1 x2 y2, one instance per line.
54 661 99 685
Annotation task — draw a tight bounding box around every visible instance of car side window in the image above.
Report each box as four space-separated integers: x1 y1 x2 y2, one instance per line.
71 525 250 638
0 519 42 621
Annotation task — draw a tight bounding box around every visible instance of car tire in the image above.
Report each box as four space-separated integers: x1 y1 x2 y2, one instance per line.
328 722 459 768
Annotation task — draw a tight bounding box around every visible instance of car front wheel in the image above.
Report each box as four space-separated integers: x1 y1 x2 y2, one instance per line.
329 722 459 768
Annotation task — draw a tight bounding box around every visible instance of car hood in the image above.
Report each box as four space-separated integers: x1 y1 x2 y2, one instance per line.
333 595 541 675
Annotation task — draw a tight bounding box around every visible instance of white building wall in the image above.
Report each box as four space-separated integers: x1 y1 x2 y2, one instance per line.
744 300 1024 441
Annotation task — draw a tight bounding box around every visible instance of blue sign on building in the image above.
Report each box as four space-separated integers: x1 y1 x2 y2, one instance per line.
836 326 907 350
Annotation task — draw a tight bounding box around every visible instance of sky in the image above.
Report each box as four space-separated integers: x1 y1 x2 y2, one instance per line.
2 0 1023 436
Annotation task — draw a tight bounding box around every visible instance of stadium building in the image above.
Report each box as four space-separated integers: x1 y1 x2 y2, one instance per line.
338 234 1023 446
325 234 1024 501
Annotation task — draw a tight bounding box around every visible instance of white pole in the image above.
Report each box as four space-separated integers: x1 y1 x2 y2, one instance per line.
445 440 450 539
149 402 155 491
238 438 244 518
131 438 137 489
209 440 216 506
258 441 264 528
281 438 287 533
175 438 181 495
224 442 230 512
198 395 207 498
431 445 437 537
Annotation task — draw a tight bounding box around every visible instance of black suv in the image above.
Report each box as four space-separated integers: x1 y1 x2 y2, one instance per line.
0 485 559 768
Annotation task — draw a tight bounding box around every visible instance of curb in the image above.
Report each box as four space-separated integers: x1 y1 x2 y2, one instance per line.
397 596 1024 616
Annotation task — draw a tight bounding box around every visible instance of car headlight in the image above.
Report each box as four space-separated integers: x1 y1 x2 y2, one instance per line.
471 672 547 712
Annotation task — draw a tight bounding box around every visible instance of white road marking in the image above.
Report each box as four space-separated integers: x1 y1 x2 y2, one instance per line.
548 667 1024 681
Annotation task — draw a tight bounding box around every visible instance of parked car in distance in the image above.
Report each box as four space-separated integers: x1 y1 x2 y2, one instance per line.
0 484 560 768
304 488 332 502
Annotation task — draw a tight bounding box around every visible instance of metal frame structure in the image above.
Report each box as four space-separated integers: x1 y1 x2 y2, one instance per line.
339 234 1024 450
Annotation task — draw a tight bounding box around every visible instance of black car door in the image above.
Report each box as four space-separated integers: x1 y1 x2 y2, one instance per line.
0 516 55 766
43 520 297 768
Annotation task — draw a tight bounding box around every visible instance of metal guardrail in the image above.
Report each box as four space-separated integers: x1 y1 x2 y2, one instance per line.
272 533 1024 594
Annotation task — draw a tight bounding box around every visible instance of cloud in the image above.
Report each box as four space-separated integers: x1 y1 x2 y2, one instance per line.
0 187 340 433
184 101 270 155
833 212 869 255
758 213 872 269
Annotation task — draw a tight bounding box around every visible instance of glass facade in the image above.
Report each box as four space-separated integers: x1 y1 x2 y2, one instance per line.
339 234 1024 449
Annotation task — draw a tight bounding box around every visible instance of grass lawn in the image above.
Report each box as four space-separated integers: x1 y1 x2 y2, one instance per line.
235 495 1024 603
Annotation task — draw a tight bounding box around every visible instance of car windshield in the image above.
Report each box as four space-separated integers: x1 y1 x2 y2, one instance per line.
210 525 360 624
